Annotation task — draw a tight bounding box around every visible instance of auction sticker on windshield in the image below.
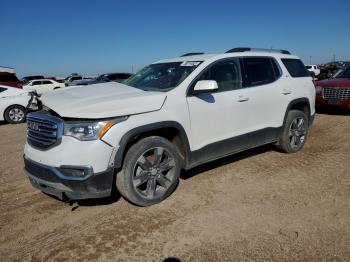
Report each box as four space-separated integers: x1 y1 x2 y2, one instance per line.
180 61 201 67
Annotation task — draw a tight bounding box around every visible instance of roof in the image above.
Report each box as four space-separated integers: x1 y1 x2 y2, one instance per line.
154 50 297 64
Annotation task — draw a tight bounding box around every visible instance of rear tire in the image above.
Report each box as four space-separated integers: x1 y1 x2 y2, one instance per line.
277 110 309 153
116 136 181 206
4 105 26 124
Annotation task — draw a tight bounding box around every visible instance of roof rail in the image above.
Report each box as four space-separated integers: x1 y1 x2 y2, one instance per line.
181 52 204 57
225 47 291 55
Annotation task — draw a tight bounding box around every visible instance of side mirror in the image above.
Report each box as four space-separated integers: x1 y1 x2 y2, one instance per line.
193 80 218 94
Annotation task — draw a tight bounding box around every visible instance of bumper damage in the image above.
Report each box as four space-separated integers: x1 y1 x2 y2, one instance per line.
24 158 114 200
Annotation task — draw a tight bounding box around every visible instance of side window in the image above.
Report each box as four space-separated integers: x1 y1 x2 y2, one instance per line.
196 58 242 92
271 58 282 79
32 81 41 86
117 74 131 80
71 77 82 81
0 87 7 93
42 80 52 84
242 57 276 87
281 59 310 77
108 74 117 81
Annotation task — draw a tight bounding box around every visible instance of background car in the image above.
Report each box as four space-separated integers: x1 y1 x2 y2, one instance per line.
73 73 132 86
0 72 22 88
306 65 320 78
23 79 65 95
315 66 350 109
67 76 95 86
21 75 44 85
0 85 39 124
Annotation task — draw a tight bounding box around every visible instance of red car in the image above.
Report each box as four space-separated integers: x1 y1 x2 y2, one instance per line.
315 67 350 110
0 72 22 88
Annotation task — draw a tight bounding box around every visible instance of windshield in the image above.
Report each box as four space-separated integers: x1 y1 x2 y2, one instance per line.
123 61 202 92
306 66 312 69
334 67 350 78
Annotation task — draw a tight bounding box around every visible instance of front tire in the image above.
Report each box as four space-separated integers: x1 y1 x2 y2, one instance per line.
4 105 26 124
116 136 181 206
277 110 309 153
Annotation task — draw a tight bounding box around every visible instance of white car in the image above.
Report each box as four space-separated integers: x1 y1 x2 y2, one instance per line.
0 85 39 124
23 79 65 95
306 65 320 78
24 48 315 206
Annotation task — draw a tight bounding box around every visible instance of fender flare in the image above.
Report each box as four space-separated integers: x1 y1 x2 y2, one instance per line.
114 121 191 169
282 97 312 126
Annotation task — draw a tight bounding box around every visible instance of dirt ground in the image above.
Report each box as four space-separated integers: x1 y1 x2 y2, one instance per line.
0 110 349 262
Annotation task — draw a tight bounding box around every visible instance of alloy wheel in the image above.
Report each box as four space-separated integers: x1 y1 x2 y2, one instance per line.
289 117 307 150
132 147 176 199
9 108 25 123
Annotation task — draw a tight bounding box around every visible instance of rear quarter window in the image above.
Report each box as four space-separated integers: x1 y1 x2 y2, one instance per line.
282 59 310 77
0 87 7 92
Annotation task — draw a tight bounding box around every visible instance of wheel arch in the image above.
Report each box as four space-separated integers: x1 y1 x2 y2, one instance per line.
283 98 312 126
114 121 191 170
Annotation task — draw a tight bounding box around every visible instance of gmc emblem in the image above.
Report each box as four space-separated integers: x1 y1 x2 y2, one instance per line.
28 121 40 131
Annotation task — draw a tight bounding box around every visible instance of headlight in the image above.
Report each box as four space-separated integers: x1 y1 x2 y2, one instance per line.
315 86 322 94
63 116 128 141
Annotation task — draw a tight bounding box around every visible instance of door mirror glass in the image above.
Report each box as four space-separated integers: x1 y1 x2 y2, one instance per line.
193 80 218 93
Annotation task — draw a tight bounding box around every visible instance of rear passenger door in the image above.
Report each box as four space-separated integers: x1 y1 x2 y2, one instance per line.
31 81 44 94
239 57 289 139
40 80 54 93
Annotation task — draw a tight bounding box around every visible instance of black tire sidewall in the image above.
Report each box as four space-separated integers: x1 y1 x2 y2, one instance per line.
4 105 26 124
117 136 181 206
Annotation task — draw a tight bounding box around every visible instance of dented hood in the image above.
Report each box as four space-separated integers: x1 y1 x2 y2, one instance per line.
41 82 167 119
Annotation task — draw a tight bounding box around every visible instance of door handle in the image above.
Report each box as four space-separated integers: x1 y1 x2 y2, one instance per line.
237 95 249 102
282 89 292 95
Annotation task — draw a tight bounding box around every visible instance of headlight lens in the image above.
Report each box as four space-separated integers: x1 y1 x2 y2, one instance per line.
63 116 128 141
316 86 322 94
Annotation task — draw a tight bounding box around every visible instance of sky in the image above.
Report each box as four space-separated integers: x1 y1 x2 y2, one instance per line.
1 0 350 77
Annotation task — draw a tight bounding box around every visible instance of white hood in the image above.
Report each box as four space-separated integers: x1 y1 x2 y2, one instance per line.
41 82 167 119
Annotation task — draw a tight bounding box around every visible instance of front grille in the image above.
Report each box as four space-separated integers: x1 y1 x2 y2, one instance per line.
27 112 63 149
322 87 350 101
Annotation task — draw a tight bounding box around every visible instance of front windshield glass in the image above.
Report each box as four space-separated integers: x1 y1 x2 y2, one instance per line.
123 61 202 92
334 67 350 78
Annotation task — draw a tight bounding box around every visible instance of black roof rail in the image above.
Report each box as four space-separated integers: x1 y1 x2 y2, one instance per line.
225 47 251 53
181 52 204 57
225 47 291 55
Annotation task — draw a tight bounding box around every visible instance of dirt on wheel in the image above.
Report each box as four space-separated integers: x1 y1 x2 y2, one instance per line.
0 111 349 261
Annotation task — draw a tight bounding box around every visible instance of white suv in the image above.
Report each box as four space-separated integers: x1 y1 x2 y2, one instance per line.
23 79 65 95
24 48 315 206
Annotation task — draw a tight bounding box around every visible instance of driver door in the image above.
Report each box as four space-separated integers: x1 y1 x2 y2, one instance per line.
186 58 250 155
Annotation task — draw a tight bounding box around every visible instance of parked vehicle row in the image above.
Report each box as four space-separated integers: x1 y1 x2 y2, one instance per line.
23 47 316 206
73 73 132 86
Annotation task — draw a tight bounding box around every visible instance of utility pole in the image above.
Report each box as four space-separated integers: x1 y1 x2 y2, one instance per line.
333 54 336 62
309 56 312 64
